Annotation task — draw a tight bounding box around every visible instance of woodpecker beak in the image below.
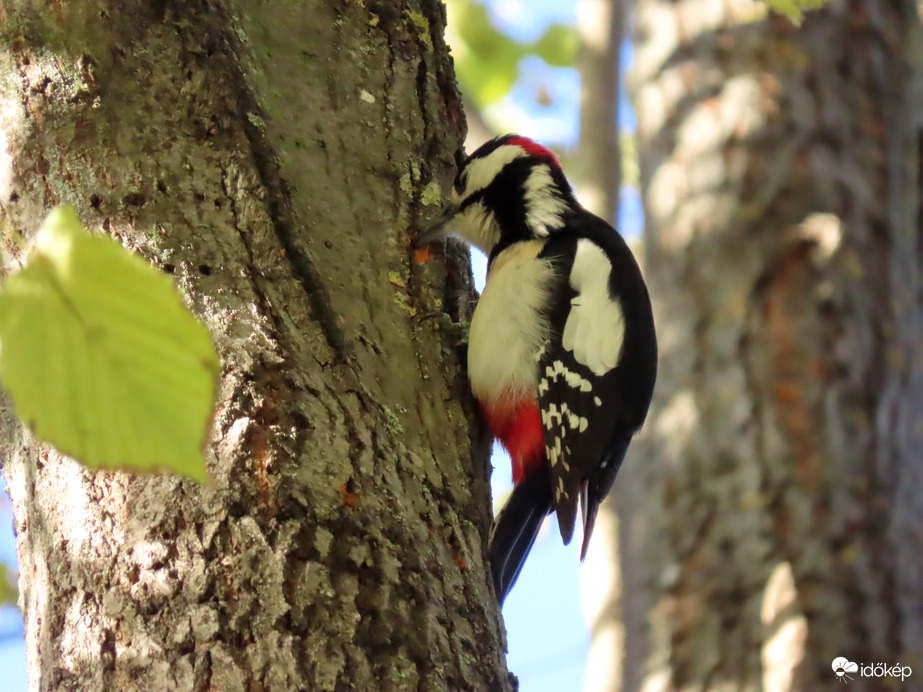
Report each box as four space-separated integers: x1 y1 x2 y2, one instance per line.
413 204 460 246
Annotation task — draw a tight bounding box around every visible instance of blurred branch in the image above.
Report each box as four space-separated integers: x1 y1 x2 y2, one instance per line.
575 0 625 223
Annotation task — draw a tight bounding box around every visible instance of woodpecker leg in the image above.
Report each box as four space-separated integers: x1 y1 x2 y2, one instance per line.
420 311 469 346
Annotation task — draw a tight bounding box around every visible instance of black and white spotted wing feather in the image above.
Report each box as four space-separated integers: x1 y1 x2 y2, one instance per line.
536 215 657 559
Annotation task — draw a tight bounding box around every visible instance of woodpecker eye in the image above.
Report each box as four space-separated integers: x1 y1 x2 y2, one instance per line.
454 170 468 195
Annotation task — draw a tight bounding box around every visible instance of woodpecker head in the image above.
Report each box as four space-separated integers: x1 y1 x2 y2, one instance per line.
415 135 578 256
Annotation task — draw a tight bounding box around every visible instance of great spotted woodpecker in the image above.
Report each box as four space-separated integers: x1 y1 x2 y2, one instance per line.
415 135 657 605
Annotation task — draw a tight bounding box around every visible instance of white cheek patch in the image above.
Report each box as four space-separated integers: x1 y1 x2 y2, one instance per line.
522 166 567 236
562 239 625 376
463 145 528 197
450 202 500 254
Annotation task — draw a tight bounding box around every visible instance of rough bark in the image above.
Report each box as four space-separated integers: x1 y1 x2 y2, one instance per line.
589 1 923 691
0 2 513 690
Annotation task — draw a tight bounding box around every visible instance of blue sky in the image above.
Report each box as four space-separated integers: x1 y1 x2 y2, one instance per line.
0 481 26 686
0 2 638 689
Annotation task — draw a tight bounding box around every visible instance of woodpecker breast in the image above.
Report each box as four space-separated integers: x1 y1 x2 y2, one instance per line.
467 240 554 408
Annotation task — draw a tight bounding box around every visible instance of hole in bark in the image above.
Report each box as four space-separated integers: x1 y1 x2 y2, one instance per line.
101 629 116 672
123 192 146 207
199 264 212 276
90 194 101 209
291 411 311 430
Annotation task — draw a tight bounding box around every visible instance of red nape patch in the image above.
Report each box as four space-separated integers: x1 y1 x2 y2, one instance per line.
507 136 561 167
482 400 545 485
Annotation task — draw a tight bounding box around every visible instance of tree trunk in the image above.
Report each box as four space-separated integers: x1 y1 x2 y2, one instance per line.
0 2 513 690
589 1 923 690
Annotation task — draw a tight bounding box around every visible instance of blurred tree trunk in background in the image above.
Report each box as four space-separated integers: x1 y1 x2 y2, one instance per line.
575 0 624 221
587 1 923 691
572 1 633 691
0 1 513 690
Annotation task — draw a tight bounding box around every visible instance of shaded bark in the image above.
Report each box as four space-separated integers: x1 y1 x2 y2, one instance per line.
590 0 923 690
0 1 513 690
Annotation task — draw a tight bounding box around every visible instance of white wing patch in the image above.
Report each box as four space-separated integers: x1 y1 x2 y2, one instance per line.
522 166 568 236
562 239 625 376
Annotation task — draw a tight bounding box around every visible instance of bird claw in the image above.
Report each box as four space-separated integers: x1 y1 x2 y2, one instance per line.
422 312 469 346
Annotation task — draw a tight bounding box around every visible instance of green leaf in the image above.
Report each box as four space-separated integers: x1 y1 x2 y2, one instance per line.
448 1 581 113
762 0 828 25
454 1 505 57
458 52 519 105
532 24 578 67
0 563 17 607
0 205 218 482
451 0 526 105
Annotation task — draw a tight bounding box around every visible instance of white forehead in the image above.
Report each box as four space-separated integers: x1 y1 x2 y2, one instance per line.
456 144 528 201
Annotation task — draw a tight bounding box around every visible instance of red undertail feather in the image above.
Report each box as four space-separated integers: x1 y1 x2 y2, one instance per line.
481 400 544 485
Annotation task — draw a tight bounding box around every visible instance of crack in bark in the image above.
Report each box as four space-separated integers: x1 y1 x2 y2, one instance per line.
218 163 293 362
215 15 351 363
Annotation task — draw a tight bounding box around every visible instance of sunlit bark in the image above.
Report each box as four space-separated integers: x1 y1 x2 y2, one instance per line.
0 2 512 690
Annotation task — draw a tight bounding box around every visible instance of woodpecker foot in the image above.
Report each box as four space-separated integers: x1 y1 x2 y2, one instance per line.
422 312 468 346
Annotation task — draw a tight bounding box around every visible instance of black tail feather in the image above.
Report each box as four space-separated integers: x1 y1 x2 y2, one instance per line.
579 486 599 563
579 439 630 562
487 468 553 606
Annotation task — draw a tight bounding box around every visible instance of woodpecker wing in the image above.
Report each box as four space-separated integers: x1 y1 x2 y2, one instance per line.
536 218 654 556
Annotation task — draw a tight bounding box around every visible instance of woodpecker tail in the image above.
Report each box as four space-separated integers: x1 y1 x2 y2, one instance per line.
488 466 553 606
578 438 630 561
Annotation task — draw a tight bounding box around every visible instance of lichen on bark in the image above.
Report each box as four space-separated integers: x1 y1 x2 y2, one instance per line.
0 1 513 690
